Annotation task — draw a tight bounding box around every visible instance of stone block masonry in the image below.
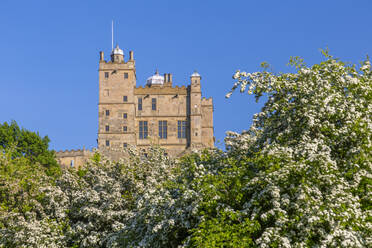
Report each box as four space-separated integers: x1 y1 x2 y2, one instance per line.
56 44 214 167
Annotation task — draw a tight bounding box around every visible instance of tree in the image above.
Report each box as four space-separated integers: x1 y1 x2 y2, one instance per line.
0 121 58 169
0 52 370 247
190 51 371 247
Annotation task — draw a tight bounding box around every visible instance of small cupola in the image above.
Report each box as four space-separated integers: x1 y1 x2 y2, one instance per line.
191 70 201 78
146 69 165 86
190 70 201 85
111 44 124 63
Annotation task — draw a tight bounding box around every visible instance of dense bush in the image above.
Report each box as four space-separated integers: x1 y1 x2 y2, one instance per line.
0 52 370 247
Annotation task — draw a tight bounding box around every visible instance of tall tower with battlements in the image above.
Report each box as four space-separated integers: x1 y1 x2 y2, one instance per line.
98 45 137 154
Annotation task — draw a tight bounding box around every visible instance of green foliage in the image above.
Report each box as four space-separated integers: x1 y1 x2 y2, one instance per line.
0 121 59 173
0 149 55 220
0 53 371 247
91 152 101 164
191 211 259 248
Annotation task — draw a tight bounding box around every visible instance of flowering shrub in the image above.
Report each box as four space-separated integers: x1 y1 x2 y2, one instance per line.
212 51 371 247
0 150 65 248
1 147 180 248
0 51 370 247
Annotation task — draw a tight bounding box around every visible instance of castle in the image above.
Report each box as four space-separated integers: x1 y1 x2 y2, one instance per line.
57 44 214 167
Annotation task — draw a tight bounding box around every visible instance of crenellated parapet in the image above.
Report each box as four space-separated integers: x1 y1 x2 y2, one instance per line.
56 148 94 158
99 60 135 70
99 47 135 70
202 97 213 106
56 148 95 169
134 85 187 95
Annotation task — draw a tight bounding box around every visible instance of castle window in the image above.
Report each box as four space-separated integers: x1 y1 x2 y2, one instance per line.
124 72 128 79
123 113 127 119
105 72 109 78
159 120 167 139
70 160 74 168
105 125 110 132
139 121 148 139
123 143 128 148
152 98 156 110
106 140 110 146
138 97 142 111
178 121 187 139
105 110 110 116
123 96 128 102
123 126 127 132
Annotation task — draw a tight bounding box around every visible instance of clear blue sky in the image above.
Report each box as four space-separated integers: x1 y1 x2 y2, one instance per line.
0 0 371 151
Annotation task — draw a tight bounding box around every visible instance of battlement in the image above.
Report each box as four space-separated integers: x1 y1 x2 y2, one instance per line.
56 148 94 158
99 60 135 70
202 97 213 106
134 85 187 95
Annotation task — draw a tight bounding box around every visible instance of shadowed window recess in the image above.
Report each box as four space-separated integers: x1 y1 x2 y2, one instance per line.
139 121 148 139
159 120 167 139
178 121 187 139
138 97 142 110
152 98 156 110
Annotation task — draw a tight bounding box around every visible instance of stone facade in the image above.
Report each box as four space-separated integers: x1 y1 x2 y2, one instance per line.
56 44 214 166
56 148 93 169
98 45 214 159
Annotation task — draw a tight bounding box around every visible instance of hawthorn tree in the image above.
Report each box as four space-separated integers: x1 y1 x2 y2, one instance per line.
0 52 370 248
189 51 371 247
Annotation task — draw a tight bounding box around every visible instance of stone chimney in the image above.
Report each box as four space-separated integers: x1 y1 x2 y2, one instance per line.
129 51 134 60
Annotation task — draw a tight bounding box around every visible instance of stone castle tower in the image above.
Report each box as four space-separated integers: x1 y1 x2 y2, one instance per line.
98 44 214 158
56 44 214 167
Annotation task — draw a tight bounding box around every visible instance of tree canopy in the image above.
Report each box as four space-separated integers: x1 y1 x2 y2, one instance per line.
0 121 58 169
0 52 370 247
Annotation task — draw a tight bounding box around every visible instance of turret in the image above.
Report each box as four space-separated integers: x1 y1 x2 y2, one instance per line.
98 43 136 151
191 70 201 84
111 45 124 63
189 70 202 148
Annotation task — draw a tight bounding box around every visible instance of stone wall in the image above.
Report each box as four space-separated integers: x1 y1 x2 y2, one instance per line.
56 149 94 169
